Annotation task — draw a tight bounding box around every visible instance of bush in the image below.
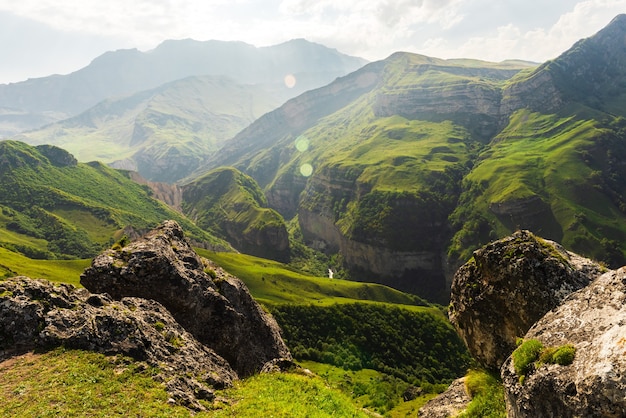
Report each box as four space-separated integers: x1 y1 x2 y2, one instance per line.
458 369 505 418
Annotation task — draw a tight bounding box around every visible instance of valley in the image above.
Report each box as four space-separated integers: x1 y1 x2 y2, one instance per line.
1 13 626 418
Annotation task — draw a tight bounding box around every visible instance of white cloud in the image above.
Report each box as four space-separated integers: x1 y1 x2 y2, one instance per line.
0 0 625 83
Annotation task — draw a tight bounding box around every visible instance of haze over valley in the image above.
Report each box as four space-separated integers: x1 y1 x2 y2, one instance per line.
1 4 626 417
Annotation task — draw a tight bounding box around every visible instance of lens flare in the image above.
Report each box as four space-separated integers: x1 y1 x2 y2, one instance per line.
284 74 296 88
300 163 313 177
295 135 309 152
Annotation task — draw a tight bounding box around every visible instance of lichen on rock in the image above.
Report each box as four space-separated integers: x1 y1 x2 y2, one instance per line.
449 230 603 371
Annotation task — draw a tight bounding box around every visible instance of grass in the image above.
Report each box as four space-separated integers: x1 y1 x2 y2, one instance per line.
512 339 576 384
0 348 368 418
198 249 432 310
457 369 506 418
0 247 89 286
300 360 441 416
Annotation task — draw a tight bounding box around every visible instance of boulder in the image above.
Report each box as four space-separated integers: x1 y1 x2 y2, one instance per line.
418 377 470 418
80 220 291 376
449 230 603 371
0 276 236 410
502 267 626 417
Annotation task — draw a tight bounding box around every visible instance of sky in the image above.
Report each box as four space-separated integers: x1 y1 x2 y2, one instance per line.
0 0 625 84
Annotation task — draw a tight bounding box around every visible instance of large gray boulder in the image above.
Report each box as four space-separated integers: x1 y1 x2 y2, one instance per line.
80 220 291 376
0 276 236 410
449 230 603 371
502 267 626 417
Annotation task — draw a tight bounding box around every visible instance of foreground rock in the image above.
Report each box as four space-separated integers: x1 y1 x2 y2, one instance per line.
449 230 603 371
502 267 626 417
418 377 470 418
80 220 291 376
0 277 236 410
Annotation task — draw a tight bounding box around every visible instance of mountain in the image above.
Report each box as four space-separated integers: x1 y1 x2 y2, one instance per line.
0 140 229 260
0 38 367 137
191 15 626 301
181 167 290 262
15 75 290 182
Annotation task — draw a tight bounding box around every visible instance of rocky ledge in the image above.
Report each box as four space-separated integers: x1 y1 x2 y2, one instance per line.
0 220 292 410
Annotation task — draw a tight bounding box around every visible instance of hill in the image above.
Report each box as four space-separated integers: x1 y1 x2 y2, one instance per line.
0 38 367 138
15 76 290 182
189 15 626 301
182 167 290 262
0 140 229 260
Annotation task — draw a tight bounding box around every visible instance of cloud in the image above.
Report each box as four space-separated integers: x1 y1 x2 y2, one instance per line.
418 0 626 62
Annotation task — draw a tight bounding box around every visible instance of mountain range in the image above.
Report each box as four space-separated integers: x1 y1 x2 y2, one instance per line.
7 39 365 182
2 16 626 302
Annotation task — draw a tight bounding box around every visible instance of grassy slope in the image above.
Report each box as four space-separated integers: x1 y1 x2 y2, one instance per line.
183 168 289 260
449 108 626 264
19 76 284 166
0 140 229 258
200 249 430 308
0 349 368 418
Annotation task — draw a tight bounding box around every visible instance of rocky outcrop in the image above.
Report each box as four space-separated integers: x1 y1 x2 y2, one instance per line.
502 267 626 417
0 276 236 410
418 377 471 418
449 230 603 371
80 220 291 377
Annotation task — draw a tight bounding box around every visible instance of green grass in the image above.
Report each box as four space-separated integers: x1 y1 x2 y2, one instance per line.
198 250 430 309
211 370 368 417
449 109 626 264
0 348 367 417
0 140 230 260
457 369 506 418
0 247 89 286
300 361 441 416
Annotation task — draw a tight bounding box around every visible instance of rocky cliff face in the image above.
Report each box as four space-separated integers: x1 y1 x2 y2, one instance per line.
80 220 291 376
0 277 236 410
449 230 603 371
444 230 625 416
502 267 626 417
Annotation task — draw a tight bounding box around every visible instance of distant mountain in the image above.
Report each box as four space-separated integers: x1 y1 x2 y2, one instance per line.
0 38 367 137
190 15 626 300
0 140 229 259
16 75 291 182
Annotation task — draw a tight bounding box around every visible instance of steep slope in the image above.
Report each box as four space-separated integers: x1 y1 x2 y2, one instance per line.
0 39 367 137
450 14 626 265
193 54 533 301
182 167 290 262
16 76 288 182
189 15 626 301
0 140 228 259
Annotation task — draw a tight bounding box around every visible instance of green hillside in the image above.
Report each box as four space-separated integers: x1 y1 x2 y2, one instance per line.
16 76 288 183
183 168 290 261
0 140 229 259
190 16 626 301
449 110 626 265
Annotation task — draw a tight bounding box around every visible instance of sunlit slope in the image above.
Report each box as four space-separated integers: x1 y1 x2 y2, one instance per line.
183 167 290 262
205 53 532 300
16 76 286 183
0 140 228 259
450 108 626 265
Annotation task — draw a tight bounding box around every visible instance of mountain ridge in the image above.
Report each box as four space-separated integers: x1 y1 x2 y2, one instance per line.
0 38 367 137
